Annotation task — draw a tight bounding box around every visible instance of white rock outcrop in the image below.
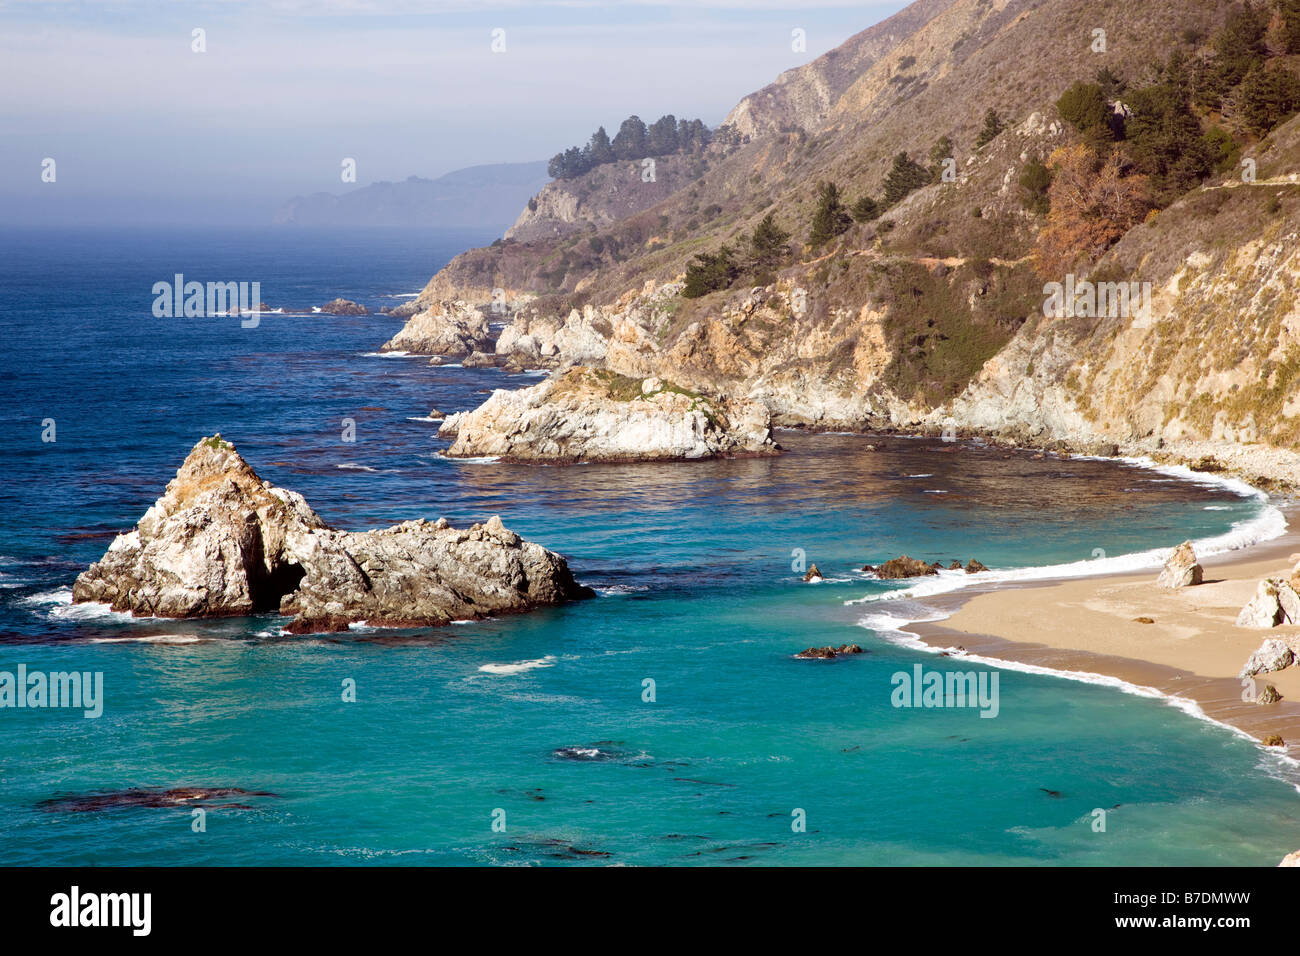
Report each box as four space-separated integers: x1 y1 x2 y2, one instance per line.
1156 540 1203 589
1235 578 1300 629
382 300 493 356
73 436 591 633
441 366 777 462
1239 638 1295 678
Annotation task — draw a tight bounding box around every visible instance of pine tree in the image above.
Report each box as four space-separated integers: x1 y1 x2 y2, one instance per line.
1282 0 1300 54
883 153 929 206
1017 161 1052 216
647 115 680 155
1238 60 1300 135
851 195 880 222
748 213 791 270
975 108 1003 148
588 126 615 165
612 115 649 160
809 182 853 245
682 246 740 298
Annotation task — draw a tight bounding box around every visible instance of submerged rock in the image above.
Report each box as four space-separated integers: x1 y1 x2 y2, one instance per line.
874 555 939 579
381 300 493 356
40 786 276 812
443 366 777 462
1156 540 1203 589
1239 639 1295 679
794 644 863 659
73 436 593 633
319 298 369 316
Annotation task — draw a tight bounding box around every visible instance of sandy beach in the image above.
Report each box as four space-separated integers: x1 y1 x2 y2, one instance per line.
913 505 1300 757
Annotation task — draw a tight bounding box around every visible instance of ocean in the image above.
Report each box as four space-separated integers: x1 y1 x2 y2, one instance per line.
1 225 1298 866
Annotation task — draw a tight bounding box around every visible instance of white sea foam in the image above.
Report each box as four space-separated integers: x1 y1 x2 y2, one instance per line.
435 453 500 464
479 655 556 675
89 634 203 645
359 350 419 358
20 587 73 607
406 416 443 423
598 584 651 595
846 459 1285 607
866 619 1300 780
850 456 1299 779
336 463 377 472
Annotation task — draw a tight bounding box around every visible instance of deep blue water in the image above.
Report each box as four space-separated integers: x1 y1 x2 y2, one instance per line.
1 226 1298 866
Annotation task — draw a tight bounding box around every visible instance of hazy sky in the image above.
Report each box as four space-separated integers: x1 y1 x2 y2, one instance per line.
1 0 910 225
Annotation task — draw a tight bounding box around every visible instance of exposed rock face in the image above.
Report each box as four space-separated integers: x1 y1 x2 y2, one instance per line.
874 556 939 579
382 300 494 356
1263 734 1286 747
495 302 616 369
1281 849 1300 866
1239 639 1295 679
73 437 592 633
1236 579 1300 629
964 559 988 574
506 155 704 243
1156 541 1203 589
320 298 368 316
442 366 777 462
803 564 823 582
1257 684 1284 705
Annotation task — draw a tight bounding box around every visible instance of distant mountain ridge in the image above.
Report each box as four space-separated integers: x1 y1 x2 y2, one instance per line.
273 161 549 229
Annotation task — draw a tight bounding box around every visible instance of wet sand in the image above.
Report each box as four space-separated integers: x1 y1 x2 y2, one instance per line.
912 506 1300 755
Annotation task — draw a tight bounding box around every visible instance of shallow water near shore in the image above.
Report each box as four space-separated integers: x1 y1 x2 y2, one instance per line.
2 227 1299 866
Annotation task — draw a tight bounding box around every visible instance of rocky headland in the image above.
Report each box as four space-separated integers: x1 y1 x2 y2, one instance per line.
438 366 777 462
381 300 494 357
72 436 592 633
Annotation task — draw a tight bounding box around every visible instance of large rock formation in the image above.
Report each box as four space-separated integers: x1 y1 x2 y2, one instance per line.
319 298 368 316
72 436 592 633
439 366 777 462
872 555 940 579
1236 578 1300 629
381 300 494 356
1239 639 1295 679
1156 541 1203 589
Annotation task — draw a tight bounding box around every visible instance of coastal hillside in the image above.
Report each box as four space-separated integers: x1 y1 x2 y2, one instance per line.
949 109 1300 470
392 0 1300 482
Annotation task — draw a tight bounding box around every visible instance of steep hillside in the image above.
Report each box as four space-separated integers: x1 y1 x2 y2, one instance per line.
389 0 1300 484
721 0 961 137
948 110 1300 469
506 153 712 242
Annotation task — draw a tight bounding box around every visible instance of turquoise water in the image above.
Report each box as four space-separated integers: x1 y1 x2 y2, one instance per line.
1 227 1298 866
